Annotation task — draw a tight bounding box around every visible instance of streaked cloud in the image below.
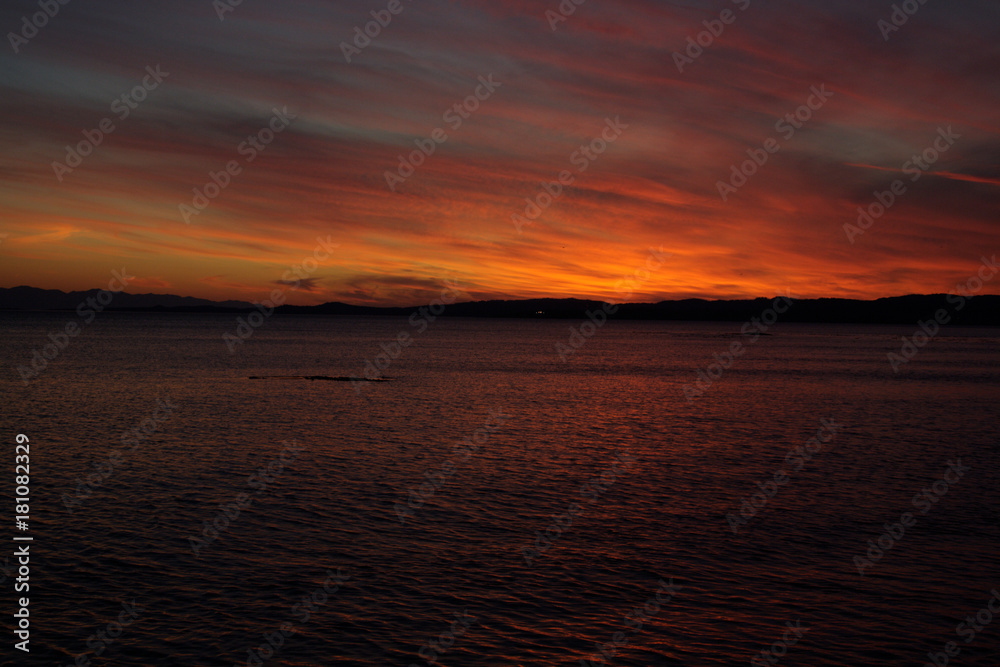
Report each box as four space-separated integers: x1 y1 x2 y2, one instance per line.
0 0 997 304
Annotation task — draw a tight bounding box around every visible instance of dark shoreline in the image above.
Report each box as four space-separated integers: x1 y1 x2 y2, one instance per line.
2 293 999 325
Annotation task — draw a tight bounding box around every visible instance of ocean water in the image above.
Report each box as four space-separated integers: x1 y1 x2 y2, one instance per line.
1 312 999 666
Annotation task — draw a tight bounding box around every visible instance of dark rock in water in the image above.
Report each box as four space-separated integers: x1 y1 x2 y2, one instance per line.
247 375 390 382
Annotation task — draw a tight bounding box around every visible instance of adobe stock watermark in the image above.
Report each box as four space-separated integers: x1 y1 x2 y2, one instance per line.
853 459 969 576
56 599 144 667
512 116 628 233
189 440 304 556
394 408 510 524
214 0 245 21
554 302 617 362
232 568 351 667
843 125 960 244
408 610 478 667
545 0 587 31
922 588 1000 667
222 236 340 352
351 280 465 391
726 418 842 534
580 578 681 667
612 246 672 303
340 0 412 63
682 292 794 403
15 268 134 384
62 397 178 513
179 106 297 224
878 0 932 41
716 84 833 201
887 254 997 372
522 450 636 565
555 245 671 361
750 621 809 667
672 0 751 73
7 0 71 54
52 65 169 182
385 75 501 191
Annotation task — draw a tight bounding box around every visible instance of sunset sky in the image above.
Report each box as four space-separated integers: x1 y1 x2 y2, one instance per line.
1 0 998 305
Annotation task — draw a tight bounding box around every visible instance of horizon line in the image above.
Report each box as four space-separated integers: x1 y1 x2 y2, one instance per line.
2 284 998 311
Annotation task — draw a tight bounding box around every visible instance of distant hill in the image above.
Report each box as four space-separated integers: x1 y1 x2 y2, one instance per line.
1 286 997 325
280 295 999 325
0 286 253 311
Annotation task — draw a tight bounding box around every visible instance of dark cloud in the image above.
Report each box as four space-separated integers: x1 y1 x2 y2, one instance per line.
274 277 324 292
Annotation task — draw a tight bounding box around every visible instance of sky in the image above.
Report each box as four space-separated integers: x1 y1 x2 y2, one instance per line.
0 0 998 306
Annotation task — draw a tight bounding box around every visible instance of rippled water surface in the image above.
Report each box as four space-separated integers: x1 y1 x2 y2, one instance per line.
2 313 999 665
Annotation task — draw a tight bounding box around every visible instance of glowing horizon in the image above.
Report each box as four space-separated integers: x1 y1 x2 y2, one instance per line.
1 0 998 307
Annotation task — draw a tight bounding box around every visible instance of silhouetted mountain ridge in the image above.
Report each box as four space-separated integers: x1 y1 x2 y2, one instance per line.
0 286 253 311
1 286 997 324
